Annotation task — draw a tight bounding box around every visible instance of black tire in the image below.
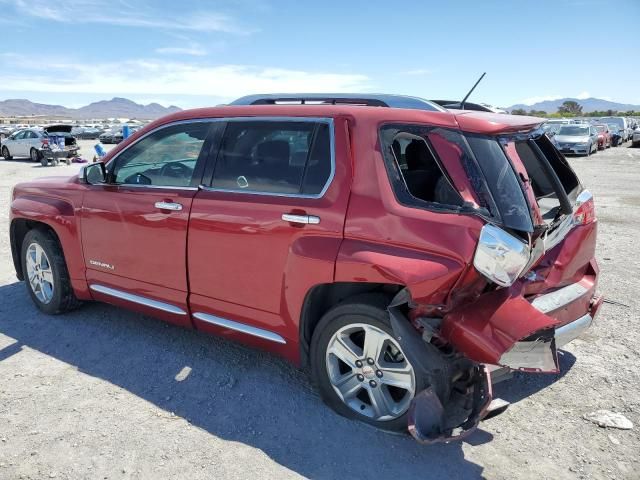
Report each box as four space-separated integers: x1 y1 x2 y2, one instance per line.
40 156 48 167
310 293 426 432
2 146 11 160
21 227 81 314
30 147 41 162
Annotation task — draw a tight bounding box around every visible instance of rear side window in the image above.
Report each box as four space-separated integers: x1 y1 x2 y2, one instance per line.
211 120 332 196
380 125 464 208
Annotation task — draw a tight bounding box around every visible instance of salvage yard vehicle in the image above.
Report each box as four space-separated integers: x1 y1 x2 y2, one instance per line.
607 123 625 146
554 124 599 156
594 124 612 149
1 125 79 165
9 94 602 444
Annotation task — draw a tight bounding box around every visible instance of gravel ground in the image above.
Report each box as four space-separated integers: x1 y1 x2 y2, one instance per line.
0 140 638 480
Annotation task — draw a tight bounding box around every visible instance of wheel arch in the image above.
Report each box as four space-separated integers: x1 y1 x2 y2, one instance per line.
10 195 90 299
298 282 403 366
10 218 63 281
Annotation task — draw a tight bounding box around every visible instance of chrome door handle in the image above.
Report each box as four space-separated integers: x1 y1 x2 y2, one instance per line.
282 213 320 225
155 201 183 211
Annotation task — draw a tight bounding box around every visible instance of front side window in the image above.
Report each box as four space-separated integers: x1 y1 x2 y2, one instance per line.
110 122 210 187
210 120 332 195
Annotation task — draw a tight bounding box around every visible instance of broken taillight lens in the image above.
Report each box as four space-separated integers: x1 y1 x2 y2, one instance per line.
473 224 531 287
573 190 595 226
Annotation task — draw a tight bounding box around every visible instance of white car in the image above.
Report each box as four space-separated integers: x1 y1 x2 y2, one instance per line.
1 125 79 163
1 128 45 161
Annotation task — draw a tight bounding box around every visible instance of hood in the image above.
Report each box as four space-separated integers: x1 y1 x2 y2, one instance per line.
44 124 73 134
555 135 589 143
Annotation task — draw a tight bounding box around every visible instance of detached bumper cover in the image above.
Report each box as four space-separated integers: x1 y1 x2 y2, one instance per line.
498 305 599 372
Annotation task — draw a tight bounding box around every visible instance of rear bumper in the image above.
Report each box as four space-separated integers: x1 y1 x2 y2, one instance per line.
498 295 602 372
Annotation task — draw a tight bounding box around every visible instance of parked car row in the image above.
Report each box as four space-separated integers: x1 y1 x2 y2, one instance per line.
99 125 143 144
543 116 640 154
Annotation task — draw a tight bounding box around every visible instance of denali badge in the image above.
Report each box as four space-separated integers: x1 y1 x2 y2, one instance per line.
89 260 115 270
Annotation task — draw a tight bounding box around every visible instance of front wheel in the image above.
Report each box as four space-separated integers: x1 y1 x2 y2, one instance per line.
2 146 11 160
21 228 81 314
310 295 424 432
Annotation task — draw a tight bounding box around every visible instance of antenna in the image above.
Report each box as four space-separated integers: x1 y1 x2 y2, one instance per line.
460 72 486 110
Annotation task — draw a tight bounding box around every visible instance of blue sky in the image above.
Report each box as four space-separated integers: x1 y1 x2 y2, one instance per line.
0 0 638 109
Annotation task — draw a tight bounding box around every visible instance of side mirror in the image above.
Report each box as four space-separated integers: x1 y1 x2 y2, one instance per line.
81 162 107 184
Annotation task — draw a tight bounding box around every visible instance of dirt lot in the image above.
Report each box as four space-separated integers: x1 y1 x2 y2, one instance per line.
0 140 638 479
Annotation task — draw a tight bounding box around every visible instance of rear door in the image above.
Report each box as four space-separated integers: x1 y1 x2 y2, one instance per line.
187 116 352 347
11 130 28 156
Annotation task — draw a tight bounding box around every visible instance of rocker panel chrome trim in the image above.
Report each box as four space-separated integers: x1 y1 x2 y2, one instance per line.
89 284 187 315
193 312 287 344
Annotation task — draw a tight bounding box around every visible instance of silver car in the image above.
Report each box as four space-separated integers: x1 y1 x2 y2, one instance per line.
554 125 599 156
1 125 79 164
1 128 46 161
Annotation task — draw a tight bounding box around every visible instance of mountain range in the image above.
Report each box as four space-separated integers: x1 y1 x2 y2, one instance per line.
0 97 182 119
507 97 640 113
2 96 638 118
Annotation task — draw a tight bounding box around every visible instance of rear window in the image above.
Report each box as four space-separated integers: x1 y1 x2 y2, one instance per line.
503 134 580 224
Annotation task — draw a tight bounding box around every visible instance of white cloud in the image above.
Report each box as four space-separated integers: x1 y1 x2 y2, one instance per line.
575 91 591 100
0 56 371 105
0 0 254 34
155 46 207 57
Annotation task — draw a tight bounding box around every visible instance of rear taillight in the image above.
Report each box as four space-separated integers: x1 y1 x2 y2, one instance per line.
41 138 49 147
473 224 531 287
573 190 595 225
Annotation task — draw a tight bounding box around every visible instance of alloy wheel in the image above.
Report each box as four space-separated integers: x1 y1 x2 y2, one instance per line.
325 323 416 421
25 242 55 304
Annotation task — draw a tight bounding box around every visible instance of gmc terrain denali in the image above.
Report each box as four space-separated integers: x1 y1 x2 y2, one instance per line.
9 94 602 443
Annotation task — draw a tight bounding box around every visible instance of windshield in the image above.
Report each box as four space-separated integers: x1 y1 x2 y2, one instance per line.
608 124 620 132
558 126 589 136
601 117 623 128
595 125 605 133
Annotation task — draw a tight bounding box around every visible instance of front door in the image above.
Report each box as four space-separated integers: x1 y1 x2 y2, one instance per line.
188 117 352 346
80 120 213 326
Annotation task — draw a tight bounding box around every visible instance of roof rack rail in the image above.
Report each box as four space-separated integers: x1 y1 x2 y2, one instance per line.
229 93 446 112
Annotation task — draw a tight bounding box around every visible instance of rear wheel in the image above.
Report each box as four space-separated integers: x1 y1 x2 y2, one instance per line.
21 228 81 314
310 295 425 432
2 146 11 160
30 147 41 162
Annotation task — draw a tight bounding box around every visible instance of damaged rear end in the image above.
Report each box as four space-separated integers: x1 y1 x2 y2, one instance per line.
390 113 602 443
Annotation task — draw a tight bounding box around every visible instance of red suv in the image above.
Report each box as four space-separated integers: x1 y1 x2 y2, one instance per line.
9 94 601 443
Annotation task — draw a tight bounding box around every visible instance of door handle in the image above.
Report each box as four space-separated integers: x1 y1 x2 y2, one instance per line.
282 213 320 225
155 201 183 211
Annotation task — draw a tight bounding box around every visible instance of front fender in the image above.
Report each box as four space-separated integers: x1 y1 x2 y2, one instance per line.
10 195 90 299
